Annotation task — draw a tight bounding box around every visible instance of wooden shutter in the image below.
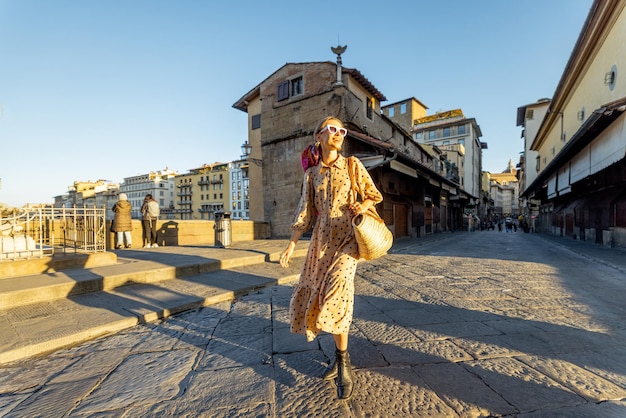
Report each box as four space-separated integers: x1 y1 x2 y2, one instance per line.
277 81 289 101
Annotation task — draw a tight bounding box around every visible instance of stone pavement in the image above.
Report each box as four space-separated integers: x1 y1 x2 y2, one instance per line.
1 231 625 417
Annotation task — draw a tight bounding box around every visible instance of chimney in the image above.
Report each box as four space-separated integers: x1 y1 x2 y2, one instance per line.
331 44 347 86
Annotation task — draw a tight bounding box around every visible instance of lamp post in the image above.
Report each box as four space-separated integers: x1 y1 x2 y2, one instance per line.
240 140 262 167
241 140 252 160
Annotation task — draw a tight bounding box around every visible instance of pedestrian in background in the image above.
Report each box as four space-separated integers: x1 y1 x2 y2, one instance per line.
141 194 160 248
111 193 132 249
280 116 384 400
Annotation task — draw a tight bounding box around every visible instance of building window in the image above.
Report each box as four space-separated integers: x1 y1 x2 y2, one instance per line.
388 107 395 117
291 76 303 96
458 125 466 135
428 131 436 140
536 155 541 172
278 76 303 101
400 103 407 114
443 127 450 137
251 114 261 130
366 97 373 119
526 109 534 120
277 81 289 101
414 132 422 140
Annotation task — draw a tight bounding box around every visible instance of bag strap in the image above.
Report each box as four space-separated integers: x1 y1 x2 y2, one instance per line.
347 156 384 223
347 156 358 204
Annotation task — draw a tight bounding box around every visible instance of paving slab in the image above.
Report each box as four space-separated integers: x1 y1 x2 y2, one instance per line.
1 232 626 417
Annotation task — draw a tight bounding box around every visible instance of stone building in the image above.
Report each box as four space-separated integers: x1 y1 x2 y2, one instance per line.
383 100 485 202
382 97 428 132
229 158 250 220
233 47 473 238
486 160 520 218
120 168 178 219
411 109 485 204
174 163 230 221
516 98 551 196
57 180 119 216
520 0 626 247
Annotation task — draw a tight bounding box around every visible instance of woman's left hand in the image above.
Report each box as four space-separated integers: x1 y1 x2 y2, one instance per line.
279 243 295 268
349 199 373 215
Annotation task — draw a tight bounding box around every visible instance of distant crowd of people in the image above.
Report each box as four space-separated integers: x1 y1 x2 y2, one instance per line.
479 216 532 233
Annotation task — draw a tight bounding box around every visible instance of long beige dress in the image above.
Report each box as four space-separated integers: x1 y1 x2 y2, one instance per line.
290 155 383 341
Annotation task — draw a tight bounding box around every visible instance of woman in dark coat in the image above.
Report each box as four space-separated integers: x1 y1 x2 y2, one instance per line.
112 193 132 249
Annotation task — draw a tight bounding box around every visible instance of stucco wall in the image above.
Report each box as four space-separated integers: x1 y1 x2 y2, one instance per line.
536 5 626 176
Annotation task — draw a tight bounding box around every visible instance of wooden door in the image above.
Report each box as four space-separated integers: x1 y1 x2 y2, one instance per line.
394 204 408 237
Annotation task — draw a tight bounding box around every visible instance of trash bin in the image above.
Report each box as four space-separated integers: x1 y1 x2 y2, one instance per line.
214 211 232 248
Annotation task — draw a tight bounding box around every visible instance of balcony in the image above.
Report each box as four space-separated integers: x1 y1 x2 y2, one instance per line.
198 179 224 186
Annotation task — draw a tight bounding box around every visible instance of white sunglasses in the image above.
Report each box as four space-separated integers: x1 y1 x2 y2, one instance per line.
318 124 347 136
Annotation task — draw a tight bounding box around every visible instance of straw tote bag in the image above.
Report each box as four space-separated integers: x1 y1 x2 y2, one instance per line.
347 157 393 260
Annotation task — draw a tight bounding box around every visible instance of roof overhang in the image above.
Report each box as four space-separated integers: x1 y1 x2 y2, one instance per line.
347 129 476 201
523 96 626 198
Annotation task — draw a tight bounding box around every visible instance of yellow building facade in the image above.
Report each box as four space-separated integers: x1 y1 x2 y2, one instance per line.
523 0 626 247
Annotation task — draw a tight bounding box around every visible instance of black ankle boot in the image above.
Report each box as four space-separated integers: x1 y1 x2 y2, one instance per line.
335 349 354 400
321 359 338 380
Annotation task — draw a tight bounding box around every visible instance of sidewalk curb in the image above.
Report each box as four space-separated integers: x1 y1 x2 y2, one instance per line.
535 234 626 274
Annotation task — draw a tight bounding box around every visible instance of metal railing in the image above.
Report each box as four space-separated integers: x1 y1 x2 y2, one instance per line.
0 206 107 261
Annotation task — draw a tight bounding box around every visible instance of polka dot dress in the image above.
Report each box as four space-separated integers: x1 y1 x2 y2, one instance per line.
289 155 383 341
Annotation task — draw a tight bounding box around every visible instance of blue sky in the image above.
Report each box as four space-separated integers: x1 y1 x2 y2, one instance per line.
0 0 593 207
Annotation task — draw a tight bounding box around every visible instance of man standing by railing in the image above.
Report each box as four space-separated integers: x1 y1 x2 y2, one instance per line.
141 194 160 248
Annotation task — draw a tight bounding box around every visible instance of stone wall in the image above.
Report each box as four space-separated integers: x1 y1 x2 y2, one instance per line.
108 219 271 249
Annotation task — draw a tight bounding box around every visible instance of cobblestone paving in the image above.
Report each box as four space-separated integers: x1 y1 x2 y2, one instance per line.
1 232 625 417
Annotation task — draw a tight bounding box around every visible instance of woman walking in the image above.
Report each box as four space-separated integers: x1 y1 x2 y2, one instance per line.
280 116 383 400
111 193 132 249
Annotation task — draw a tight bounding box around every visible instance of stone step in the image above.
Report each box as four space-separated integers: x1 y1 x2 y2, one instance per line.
0 256 305 365
0 243 309 311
